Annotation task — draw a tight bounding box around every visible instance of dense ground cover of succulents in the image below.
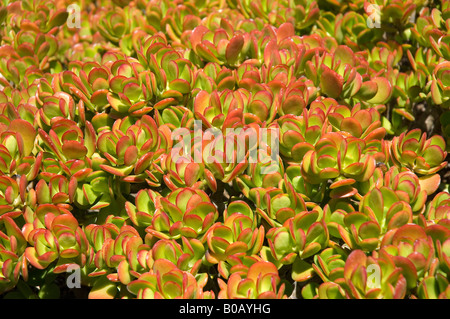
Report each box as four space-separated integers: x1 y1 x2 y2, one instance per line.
1 0 450 300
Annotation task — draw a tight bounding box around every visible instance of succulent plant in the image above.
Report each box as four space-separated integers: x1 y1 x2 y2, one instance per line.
431 61 450 108
283 164 326 203
0 215 28 294
189 25 252 67
0 0 450 302
417 273 450 299
37 118 95 163
205 200 264 264
24 208 90 271
148 237 205 275
275 107 329 163
145 187 218 240
136 36 195 107
380 224 436 282
250 183 308 228
310 249 412 299
426 192 450 221
94 5 145 46
311 243 348 282
217 261 287 299
390 128 447 176
300 132 378 200
264 207 329 282
336 186 415 252
127 259 214 299
96 115 167 182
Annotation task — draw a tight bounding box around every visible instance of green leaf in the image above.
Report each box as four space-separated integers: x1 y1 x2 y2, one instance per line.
273 230 292 256
88 276 118 299
123 83 142 101
38 283 60 299
292 257 314 282
365 77 392 104
301 282 319 299
320 66 343 98
8 119 36 156
47 9 69 30
62 141 88 159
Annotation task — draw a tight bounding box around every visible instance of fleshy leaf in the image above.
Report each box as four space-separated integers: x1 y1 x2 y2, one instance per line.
320 66 343 99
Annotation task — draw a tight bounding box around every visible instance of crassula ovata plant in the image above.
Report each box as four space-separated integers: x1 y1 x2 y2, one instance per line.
0 0 450 300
